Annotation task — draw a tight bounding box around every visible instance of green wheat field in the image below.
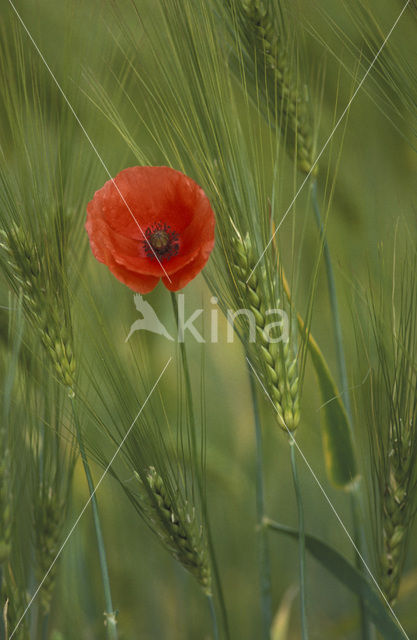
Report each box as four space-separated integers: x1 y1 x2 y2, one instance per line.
1 1 417 639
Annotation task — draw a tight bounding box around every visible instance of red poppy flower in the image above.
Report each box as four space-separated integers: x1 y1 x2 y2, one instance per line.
85 166 215 293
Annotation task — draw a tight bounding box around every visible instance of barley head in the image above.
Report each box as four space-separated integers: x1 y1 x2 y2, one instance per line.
238 0 317 175
34 486 65 616
1 575 30 640
232 233 300 430
364 254 417 605
380 423 414 604
0 226 76 392
144 467 211 594
0 416 12 568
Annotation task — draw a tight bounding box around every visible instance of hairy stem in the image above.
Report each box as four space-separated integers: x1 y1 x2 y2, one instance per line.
247 358 272 640
170 292 230 640
311 179 373 639
70 398 118 640
289 440 308 640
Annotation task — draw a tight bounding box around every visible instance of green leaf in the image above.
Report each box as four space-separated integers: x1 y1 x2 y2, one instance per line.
266 520 407 640
308 334 359 490
282 271 359 491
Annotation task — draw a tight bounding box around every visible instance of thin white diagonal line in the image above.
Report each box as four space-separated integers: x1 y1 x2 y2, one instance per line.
8 0 172 282
9 357 172 639
247 0 411 282
246 356 410 640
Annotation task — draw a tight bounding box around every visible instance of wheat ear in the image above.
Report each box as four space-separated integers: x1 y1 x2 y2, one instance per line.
380 423 413 605
240 0 317 176
34 486 65 616
232 233 300 430
0 434 12 568
144 467 211 594
0 226 75 391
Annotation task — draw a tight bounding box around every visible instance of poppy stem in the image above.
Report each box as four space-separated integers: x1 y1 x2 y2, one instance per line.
170 292 230 640
70 397 118 640
246 356 272 640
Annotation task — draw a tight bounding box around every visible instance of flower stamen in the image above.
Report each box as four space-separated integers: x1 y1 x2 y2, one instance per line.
144 222 179 262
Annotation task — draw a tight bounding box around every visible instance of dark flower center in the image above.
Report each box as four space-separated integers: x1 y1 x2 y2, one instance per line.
149 230 169 251
144 223 179 262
